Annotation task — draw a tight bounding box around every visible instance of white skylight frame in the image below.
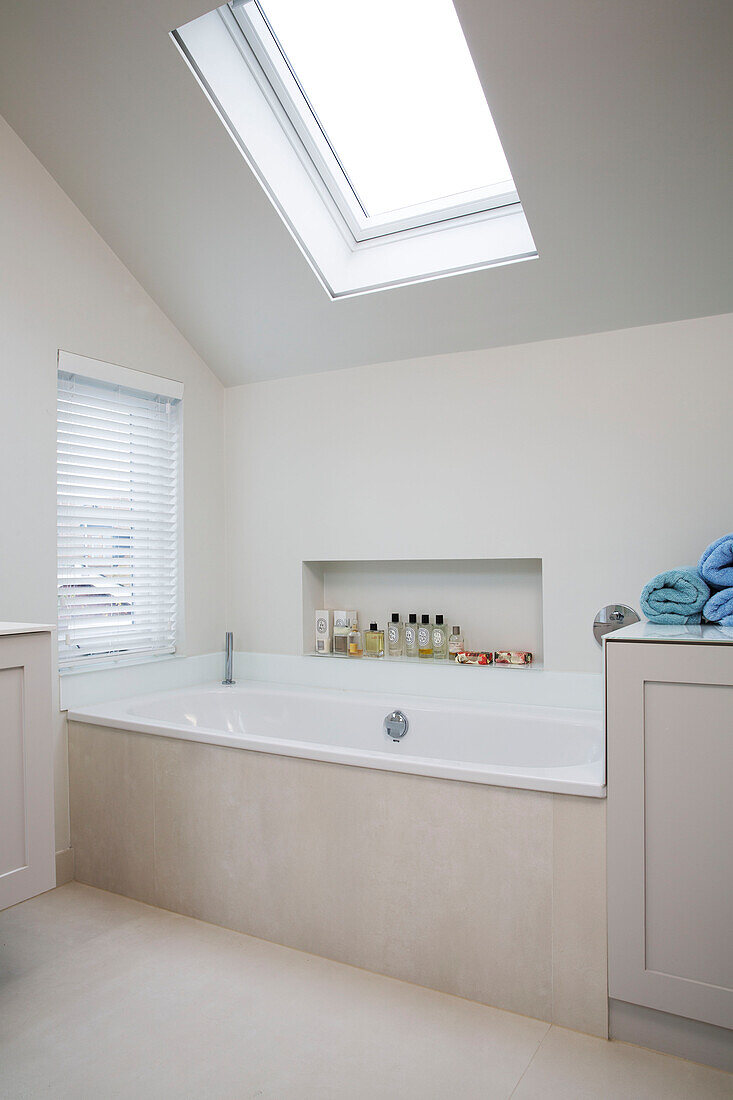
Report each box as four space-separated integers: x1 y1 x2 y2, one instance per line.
172 2 537 298
229 0 520 243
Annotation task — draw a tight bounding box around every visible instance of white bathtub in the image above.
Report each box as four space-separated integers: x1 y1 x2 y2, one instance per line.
68 680 604 797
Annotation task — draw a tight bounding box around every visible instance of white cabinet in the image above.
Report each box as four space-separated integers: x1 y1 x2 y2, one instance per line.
606 630 733 1031
0 626 55 910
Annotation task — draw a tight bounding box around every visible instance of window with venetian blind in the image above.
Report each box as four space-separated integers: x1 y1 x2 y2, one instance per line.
57 352 182 669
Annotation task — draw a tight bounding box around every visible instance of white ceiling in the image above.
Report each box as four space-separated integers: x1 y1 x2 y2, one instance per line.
0 0 731 385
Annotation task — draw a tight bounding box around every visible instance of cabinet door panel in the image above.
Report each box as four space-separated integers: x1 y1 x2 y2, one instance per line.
0 665 26 877
607 642 733 1030
0 633 55 909
644 681 733 989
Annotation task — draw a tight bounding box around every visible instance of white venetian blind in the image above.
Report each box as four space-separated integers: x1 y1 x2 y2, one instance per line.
57 364 182 669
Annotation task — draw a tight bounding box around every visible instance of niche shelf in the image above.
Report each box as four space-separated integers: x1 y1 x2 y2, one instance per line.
302 558 543 664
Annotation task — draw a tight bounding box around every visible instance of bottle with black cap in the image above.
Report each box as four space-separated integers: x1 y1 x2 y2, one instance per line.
404 613 419 658
418 614 433 659
364 622 384 658
432 614 449 660
387 612 404 658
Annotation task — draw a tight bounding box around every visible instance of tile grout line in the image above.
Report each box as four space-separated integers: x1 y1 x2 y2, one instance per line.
507 1022 554 1098
152 740 158 906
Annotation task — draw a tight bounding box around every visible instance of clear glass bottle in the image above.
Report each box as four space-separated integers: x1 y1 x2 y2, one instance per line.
449 625 464 660
432 614 449 660
404 613 419 658
418 614 433 659
387 612 403 657
348 619 363 657
364 622 384 658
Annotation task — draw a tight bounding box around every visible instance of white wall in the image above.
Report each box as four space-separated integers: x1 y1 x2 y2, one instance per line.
4 93 732 850
226 311 733 674
0 116 226 850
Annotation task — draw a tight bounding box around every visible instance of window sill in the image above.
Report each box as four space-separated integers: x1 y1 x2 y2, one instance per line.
59 652 177 677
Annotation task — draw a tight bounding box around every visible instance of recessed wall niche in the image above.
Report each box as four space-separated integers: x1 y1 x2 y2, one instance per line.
302 558 543 664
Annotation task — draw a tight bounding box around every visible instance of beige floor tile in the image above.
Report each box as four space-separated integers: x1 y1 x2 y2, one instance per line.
0 884 548 1099
510 1025 733 1099
4 887 729 1100
0 882 147 984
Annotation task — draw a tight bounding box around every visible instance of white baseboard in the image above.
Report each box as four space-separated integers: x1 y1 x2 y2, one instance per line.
55 847 75 886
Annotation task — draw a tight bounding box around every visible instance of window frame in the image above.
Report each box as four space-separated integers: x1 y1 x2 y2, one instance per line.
172 7 536 298
227 0 520 244
56 351 184 674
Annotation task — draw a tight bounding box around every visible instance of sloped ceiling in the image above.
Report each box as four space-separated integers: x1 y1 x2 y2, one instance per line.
0 0 731 384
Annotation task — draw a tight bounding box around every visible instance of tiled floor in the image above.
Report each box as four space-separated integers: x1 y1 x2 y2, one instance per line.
0 885 730 1099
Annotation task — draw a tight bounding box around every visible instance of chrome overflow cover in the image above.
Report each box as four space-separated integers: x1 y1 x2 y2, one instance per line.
384 710 409 742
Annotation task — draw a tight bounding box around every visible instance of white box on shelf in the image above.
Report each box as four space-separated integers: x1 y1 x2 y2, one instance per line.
314 609 333 655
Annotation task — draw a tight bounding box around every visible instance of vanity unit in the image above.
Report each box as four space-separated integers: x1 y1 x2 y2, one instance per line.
606 623 733 1071
0 624 55 909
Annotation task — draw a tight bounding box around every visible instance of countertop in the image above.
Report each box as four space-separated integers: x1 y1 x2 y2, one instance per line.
605 621 733 645
0 622 55 636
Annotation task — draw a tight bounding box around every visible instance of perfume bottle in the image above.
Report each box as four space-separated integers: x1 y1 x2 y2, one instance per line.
404 613 419 658
418 614 433 659
449 626 464 659
333 610 356 656
364 622 384 658
348 619 363 657
387 613 403 657
432 614 449 660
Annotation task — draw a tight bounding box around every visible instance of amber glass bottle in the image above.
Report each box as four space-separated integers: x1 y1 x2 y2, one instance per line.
364 622 384 658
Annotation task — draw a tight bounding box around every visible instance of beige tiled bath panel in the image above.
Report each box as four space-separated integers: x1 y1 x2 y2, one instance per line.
68 721 608 1033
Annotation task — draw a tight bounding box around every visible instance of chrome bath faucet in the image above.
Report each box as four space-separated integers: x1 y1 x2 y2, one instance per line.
222 631 235 685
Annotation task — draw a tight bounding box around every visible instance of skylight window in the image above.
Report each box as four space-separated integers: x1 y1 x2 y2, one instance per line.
251 0 515 218
173 0 536 296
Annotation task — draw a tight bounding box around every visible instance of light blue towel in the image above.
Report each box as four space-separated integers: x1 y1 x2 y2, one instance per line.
698 533 733 589
640 568 710 624
703 588 733 625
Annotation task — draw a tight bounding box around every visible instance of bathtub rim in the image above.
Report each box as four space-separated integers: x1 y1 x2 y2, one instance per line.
67 679 606 799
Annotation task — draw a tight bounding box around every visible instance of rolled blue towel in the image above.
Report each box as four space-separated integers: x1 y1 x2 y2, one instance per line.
703 588 733 625
640 568 710 624
699 533 733 589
